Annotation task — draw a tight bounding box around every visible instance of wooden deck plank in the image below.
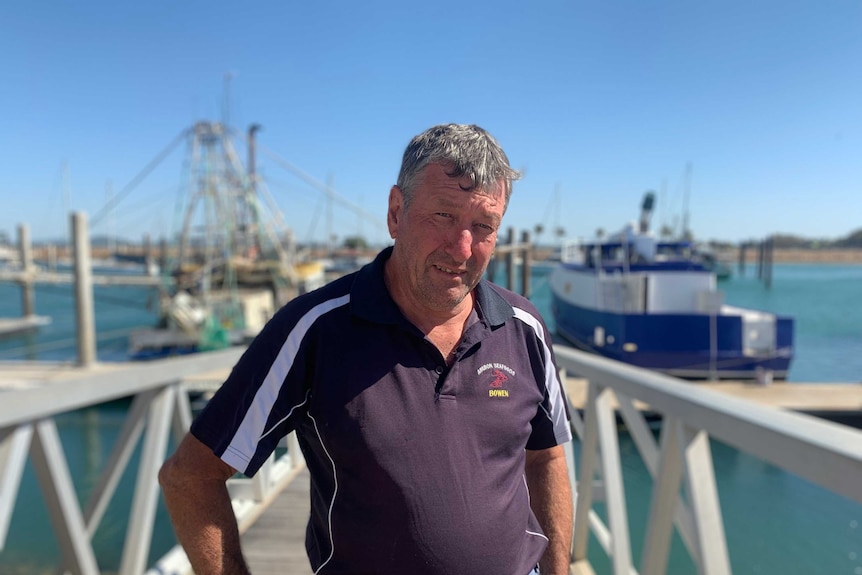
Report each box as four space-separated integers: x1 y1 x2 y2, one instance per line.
242 468 314 575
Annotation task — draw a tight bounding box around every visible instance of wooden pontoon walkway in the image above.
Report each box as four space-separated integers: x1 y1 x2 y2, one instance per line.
242 468 314 575
0 315 51 337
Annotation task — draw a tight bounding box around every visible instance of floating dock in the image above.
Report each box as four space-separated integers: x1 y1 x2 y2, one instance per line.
562 377 862 416
0 315 50 338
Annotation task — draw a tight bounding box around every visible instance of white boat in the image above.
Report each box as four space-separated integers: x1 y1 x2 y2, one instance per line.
549 192 794 380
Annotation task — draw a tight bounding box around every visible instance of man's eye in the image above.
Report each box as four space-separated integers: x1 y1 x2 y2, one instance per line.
436 212 452 219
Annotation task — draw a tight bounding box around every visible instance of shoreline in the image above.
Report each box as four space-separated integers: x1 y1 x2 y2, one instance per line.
532 247 862 265
735 248 862 264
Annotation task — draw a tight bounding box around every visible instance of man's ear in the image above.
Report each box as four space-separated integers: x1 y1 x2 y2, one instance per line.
387 185 403 239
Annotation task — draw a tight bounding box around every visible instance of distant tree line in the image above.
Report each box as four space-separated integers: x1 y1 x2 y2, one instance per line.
767 229 862 249
701 228 862 251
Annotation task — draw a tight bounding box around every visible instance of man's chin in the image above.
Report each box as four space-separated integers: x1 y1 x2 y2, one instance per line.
424 288 470 311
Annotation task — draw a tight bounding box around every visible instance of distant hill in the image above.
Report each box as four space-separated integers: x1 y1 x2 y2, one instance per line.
835 229 862 248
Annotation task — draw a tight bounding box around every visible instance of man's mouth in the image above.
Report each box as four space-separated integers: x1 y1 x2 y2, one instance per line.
433 264 464 275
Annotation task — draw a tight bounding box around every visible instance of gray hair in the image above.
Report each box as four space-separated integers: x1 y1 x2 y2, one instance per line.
396 124 521 208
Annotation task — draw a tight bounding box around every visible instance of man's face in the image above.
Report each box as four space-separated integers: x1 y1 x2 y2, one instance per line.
387 163 506 314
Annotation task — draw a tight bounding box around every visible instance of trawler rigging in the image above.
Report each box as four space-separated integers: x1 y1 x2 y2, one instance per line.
129 120 324 358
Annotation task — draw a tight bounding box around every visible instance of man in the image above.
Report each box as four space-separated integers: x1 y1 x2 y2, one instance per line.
159 123 573 574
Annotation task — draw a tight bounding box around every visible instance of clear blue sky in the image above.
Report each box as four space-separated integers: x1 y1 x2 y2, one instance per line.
2 1 860 246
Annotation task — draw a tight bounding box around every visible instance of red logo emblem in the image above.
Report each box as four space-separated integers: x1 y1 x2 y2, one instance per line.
489 369 509 388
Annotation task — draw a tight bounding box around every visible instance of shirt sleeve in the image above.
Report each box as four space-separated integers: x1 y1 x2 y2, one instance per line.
190 303 314 476
512 307 573 450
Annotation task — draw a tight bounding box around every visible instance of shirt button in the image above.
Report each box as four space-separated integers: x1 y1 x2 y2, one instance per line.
435 366 444 374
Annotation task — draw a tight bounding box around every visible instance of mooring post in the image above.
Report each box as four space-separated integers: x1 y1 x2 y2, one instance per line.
159 237 168 274
764 236 773 289
143 233 153 272
757 240 765 279
46 244 58 271
17 224 35 317
72 212 97 366
738 242 746 276
505 227 517 292
521 230 532 298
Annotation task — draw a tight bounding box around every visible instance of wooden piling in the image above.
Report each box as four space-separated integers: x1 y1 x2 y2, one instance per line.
521 230 532 299
505 228 517 293
159 237 169 272
46 244 58 271
72 212 97 366
488 228 533 298
17 224 35 317
757 240 765 279
764 236 773 289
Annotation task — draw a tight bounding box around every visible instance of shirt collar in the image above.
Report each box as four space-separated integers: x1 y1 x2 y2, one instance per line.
350 246 404 324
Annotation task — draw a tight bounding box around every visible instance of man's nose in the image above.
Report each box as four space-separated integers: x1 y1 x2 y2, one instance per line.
446 228 473 261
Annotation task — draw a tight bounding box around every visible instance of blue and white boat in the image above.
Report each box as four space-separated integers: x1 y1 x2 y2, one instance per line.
549 194 794 380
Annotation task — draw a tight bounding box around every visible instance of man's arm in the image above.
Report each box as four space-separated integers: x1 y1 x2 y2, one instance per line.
158 433 251 575
525 444 573 575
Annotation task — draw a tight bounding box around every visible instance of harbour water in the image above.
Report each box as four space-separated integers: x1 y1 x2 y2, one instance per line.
0 262 860 573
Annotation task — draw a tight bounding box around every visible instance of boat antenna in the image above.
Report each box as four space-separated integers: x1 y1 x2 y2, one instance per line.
639 190 656 233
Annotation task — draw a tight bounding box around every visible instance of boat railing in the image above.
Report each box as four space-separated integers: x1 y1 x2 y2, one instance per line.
553 344 862 575
559 239 586 264
597 273 646 313
0 348 306 575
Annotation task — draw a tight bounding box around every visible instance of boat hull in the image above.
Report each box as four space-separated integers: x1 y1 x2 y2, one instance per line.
551 281 794 380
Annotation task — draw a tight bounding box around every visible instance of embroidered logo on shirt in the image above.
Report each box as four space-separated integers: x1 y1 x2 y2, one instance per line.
490 369 508 388
478 363 515 398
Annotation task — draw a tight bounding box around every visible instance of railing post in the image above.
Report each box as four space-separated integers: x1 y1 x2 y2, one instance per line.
640 416 685 575
30 419 100 575
594 387 633 575
680 426 731 575
287 431 304 469
572 381 599 564
119 386 177 575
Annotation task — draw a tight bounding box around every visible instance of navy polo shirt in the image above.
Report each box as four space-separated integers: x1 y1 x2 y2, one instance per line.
191 247 572 575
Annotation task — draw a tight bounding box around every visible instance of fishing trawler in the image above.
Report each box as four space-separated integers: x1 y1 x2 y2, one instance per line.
128 122 324 359
549 192 794 380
